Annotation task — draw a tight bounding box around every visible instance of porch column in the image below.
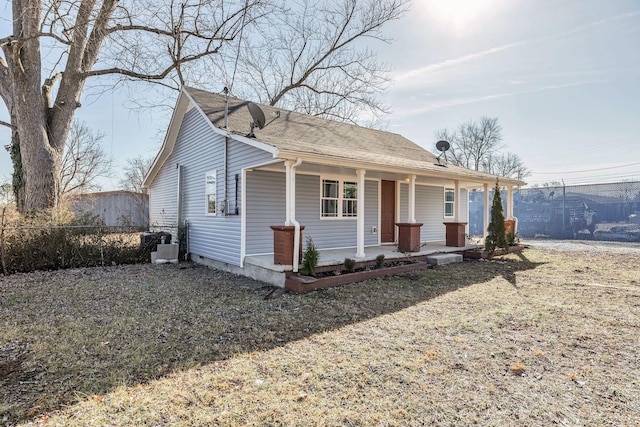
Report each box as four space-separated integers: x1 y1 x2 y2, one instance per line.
454 179 461 222
408 174 416 223
483 182 489 239
507 185 514 219
284 160 293 226
396 174 422 252
356 169 366 258
505 184 517 239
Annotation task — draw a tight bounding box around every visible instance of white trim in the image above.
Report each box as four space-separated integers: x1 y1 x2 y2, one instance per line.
319 175 359 220
356 169 366 258
205 170 217 216
182 88 280 157
240 168 248 268
444 187 455 219
377 179 382 246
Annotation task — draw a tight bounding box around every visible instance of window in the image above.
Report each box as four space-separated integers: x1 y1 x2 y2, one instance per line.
205 170 217 215
444 188 455 217
321 179 357 218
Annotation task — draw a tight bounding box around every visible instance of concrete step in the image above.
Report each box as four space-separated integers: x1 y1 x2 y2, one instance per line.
426 253 463 266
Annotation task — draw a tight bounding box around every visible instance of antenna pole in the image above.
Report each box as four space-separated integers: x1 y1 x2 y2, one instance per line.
223 86 229 129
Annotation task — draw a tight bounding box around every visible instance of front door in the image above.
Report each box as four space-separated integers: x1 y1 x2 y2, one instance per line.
381 180 396 243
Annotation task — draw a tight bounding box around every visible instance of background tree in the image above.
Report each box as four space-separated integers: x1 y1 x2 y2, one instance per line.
0 181 13 207
59 120 112 198
224 0 409 124
120 155 154 194
435 117 530 180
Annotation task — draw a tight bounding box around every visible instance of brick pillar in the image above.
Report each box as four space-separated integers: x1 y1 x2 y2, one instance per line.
396 223 423 252
270 226 305 266
444 222 467 247
504 219 516 236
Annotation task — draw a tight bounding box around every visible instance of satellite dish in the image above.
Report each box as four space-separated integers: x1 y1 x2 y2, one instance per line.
435 140 450 166
247 102 266 134
436 140 450 152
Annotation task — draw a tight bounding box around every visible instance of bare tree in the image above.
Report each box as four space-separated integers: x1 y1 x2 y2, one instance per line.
0 0 271 212
435 117 530 180
483 152 530 182
221 0 409 124
120 155 154 194
0 181 13 207
1 0 406 212
60 120 112 197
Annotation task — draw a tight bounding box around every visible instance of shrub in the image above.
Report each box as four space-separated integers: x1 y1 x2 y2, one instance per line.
485 178 508 254
375 254 385 267
0 204 149 274
343 257 356 273
302 236 319 277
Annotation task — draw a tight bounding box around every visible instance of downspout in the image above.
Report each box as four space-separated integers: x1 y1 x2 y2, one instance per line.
290 158 302 272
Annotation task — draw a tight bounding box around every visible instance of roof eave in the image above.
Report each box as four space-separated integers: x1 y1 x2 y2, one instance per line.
275 149 525 187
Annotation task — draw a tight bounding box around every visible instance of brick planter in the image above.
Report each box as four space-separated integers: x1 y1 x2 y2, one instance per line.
285 261 430 293
270 225 305 266
444 222 467 247
396 223 423 252
505 219 516 237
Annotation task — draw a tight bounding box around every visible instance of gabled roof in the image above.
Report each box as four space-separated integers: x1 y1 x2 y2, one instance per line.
144 86 526 187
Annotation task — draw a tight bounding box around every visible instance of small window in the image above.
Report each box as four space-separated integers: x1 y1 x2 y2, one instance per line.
342 182 357 217
321 179 339 217
444 188 455 217
206 170 217 215
321 179 357 218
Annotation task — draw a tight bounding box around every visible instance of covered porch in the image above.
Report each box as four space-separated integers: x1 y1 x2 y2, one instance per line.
244 241 479 274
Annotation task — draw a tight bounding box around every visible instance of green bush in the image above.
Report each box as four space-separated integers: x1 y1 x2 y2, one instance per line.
375 254 385 267
302 236 319 277
485 178 508 255
343 257 356 273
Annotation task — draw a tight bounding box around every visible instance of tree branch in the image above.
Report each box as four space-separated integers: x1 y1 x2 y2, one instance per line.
0 120 17 130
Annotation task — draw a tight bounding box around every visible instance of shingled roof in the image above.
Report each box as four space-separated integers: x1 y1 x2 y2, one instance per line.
145 87 525 187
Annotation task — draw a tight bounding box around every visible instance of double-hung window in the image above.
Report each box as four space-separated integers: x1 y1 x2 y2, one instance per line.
444 188 455 218
321 179 357 218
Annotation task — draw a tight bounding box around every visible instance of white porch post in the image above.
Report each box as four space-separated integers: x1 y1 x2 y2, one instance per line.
483 182 489 239
284 160 293 226
507 185 514 220
454 179 461 222
408 174 417 223
356 169 366 258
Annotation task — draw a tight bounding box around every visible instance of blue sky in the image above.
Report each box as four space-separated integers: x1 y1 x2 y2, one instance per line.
1 0 639 189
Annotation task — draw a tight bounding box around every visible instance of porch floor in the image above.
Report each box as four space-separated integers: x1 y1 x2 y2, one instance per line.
244 241 480 273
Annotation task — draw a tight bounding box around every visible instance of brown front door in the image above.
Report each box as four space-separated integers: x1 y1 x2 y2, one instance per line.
381 180 396 243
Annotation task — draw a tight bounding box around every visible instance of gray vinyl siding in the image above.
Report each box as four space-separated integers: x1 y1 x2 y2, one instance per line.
149 107 273 266
399 183 470 242
245 171 379 254
148 161 179 235
416 185 446 242
245 170 286 255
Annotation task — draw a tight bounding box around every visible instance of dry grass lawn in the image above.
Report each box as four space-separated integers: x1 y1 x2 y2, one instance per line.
1 244 639 426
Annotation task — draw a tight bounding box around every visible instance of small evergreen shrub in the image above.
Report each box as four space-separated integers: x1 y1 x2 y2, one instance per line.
302 236 319 277
485 178 508 254
343 257 356 273
375 254 385 267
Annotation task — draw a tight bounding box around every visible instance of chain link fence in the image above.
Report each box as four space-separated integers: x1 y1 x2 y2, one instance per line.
469 180 640 242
